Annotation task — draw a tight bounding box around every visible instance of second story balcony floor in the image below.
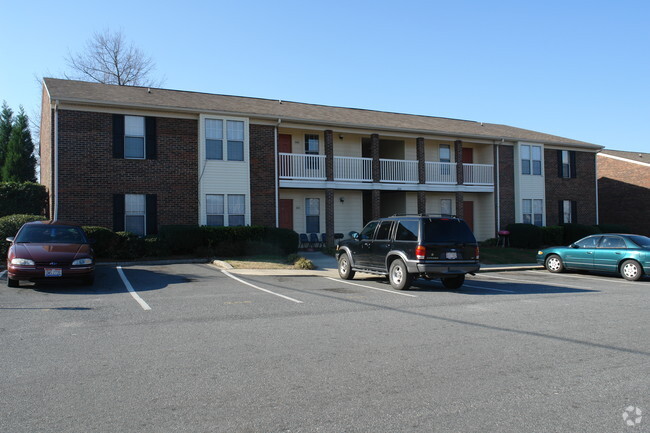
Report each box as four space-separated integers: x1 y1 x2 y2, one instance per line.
278 153 493 189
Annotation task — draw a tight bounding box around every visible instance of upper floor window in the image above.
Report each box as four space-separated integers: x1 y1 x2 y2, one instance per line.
305 135 319 155
523 199 543 226
113 114 156 160
521 145 542 175
439 144 451 163
558 150 576 178
205 118 245 161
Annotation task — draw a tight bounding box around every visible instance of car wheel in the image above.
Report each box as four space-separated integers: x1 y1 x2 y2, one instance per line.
338 254 355 280
389 259 413 290
621 260 642 281
545 254 564 273
441 274 465 290
7 277 19 288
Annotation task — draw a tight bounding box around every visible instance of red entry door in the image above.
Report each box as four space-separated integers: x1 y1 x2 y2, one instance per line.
279 199 294 230
463 201 474 232
462 148 474 164
278 134 292 153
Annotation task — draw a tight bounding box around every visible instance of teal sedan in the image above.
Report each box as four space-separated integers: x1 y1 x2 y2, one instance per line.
537 234 650 281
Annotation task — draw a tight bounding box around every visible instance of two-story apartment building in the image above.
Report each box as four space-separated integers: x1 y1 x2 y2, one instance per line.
40 78 602 243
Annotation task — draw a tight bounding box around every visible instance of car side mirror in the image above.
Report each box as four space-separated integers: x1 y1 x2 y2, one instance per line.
349 231 360 240
5 236 14 243
570 244 579 249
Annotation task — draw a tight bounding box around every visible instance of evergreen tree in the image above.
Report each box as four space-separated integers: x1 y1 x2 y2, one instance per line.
0 101 14 181
1 107 36 182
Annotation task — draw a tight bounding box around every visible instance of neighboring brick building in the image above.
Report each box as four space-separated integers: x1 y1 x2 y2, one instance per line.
598 150 650 236
40 78 603 241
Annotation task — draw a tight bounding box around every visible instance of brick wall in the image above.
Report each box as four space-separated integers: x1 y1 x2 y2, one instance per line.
598 155 650 236
544 149 597 225
56 110 198 228
498 145 515 229
249 124 277 226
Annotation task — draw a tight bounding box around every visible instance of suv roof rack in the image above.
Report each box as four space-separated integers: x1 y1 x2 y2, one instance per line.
389 213 459 218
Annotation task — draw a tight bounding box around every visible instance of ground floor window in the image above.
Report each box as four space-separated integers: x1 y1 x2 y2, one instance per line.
125 194 146 236
228 195 245 226
522 199 543 226
560 200 577 224
305 198 320 233
440 199 452 216
206 194 225 226
206 194 245 226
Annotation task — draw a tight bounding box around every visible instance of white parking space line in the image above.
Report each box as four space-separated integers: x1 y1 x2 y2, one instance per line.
222 270 303 304
523 270 645 286
325 277 418 297
117 266 152 311
476 273 593 290
463 283 516 293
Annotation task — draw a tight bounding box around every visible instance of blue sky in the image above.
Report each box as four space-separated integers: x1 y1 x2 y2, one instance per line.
1 0 648 153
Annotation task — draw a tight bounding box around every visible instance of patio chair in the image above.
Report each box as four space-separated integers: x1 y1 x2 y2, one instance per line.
309 233 321 248
299 233 310 249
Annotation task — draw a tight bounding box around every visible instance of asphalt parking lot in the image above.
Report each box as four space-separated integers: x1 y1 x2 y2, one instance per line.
1 264 648 433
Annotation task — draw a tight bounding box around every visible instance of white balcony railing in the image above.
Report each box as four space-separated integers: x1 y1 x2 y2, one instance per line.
463 163 493 185
425 161 457 184
334 156 372 182
278 153 326 180
380 159 418 183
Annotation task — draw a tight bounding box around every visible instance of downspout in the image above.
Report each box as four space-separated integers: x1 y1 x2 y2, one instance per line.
275 118 281 227
53 101 59 221
594 152 599 225
495 139 502 232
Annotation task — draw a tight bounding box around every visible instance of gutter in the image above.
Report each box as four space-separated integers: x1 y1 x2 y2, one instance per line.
53 100 59 221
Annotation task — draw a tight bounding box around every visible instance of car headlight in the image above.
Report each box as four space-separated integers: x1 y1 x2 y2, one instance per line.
11 258 35 266
537 251 543 255
72 258 93 266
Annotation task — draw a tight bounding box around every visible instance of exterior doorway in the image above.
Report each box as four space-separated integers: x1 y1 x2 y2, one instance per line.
279 199 293 229
463 201 474 232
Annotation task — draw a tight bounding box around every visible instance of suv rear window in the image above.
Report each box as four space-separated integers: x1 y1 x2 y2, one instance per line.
423 219 475 243
395 220 418 241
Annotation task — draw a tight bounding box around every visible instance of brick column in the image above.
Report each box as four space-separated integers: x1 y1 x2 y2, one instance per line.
455 191 464 219
325 189 335 247
455 140 463 185
417 137 426 184
372 189 381 220
371 133 380 182
324 130 334 181
417 191 426 214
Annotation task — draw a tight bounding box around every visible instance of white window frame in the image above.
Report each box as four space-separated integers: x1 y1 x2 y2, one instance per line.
522 198 543 226
305 134 319 155
305 198 320 233
439 144 451 163
125 194 146 236
561 150 571 178
440 199 452 216
562 200 572 224
203 117 247 162
124 116 145 160
521 144 542 176
206 194 225 226
227 194 246 226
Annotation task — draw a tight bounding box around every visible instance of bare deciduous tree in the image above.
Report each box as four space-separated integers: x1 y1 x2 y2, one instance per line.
65 29 161 86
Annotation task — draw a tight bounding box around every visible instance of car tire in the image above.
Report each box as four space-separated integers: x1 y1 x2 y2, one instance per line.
338 254 355 280
441 274 465 290
621 260 642 281
545 254 564 273
7 277 19 288
389 259 413 290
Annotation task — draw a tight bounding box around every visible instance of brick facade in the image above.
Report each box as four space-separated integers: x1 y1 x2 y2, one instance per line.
598 155 650 236
544 149 597 225
249 124 277 226
53 110 198 229
497 145 515 229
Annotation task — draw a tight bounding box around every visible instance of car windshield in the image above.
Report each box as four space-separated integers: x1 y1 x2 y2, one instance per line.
628 235 650 248
15 225 87 244
423 219 476 243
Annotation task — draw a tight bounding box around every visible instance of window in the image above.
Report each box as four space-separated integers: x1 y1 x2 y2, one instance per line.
305 198 320 233
125 194 146 236
439 144 451 163
558 150 576 178
395 220 418 241
205 118 245 161
559 200 577 224
227 121 244 161
206 194 224 226
124 116 145 159
305 135 319 154
441 199 452 216
360 221 379 240
600 236 626 249
375 221 393 240
575 236 601 248
521 145 542 175
522 199 543 226
228 195 245 226
205 119 223 160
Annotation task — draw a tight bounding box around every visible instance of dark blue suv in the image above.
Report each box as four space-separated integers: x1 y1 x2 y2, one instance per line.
336 215 480 290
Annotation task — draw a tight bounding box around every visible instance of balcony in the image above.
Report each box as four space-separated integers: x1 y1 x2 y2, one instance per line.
278 153 493 187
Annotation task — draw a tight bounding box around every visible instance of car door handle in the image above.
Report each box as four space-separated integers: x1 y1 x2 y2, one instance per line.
586 252 593 255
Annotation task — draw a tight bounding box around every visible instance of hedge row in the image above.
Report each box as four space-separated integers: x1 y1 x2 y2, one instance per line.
505 223 632 249
0 182 48 218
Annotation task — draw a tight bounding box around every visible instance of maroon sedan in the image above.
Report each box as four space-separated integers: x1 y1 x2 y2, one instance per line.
5 221 95 287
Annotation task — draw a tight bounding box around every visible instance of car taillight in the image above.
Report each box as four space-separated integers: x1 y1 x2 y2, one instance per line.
475 246 480 259
416 245 426 260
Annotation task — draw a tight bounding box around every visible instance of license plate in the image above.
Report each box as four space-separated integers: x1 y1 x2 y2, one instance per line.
446 252 458 259
45 268 62 277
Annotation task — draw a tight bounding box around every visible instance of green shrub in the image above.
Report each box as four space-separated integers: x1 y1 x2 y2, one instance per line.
144 236 172 257
597 224 631 234
541 226 564 246
82 226 119 258
158 225 207 254
112 231 146 259
505 223 544 249
480 238 498 247
0 182 48 217
562 224 601 245
0 214 46 258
